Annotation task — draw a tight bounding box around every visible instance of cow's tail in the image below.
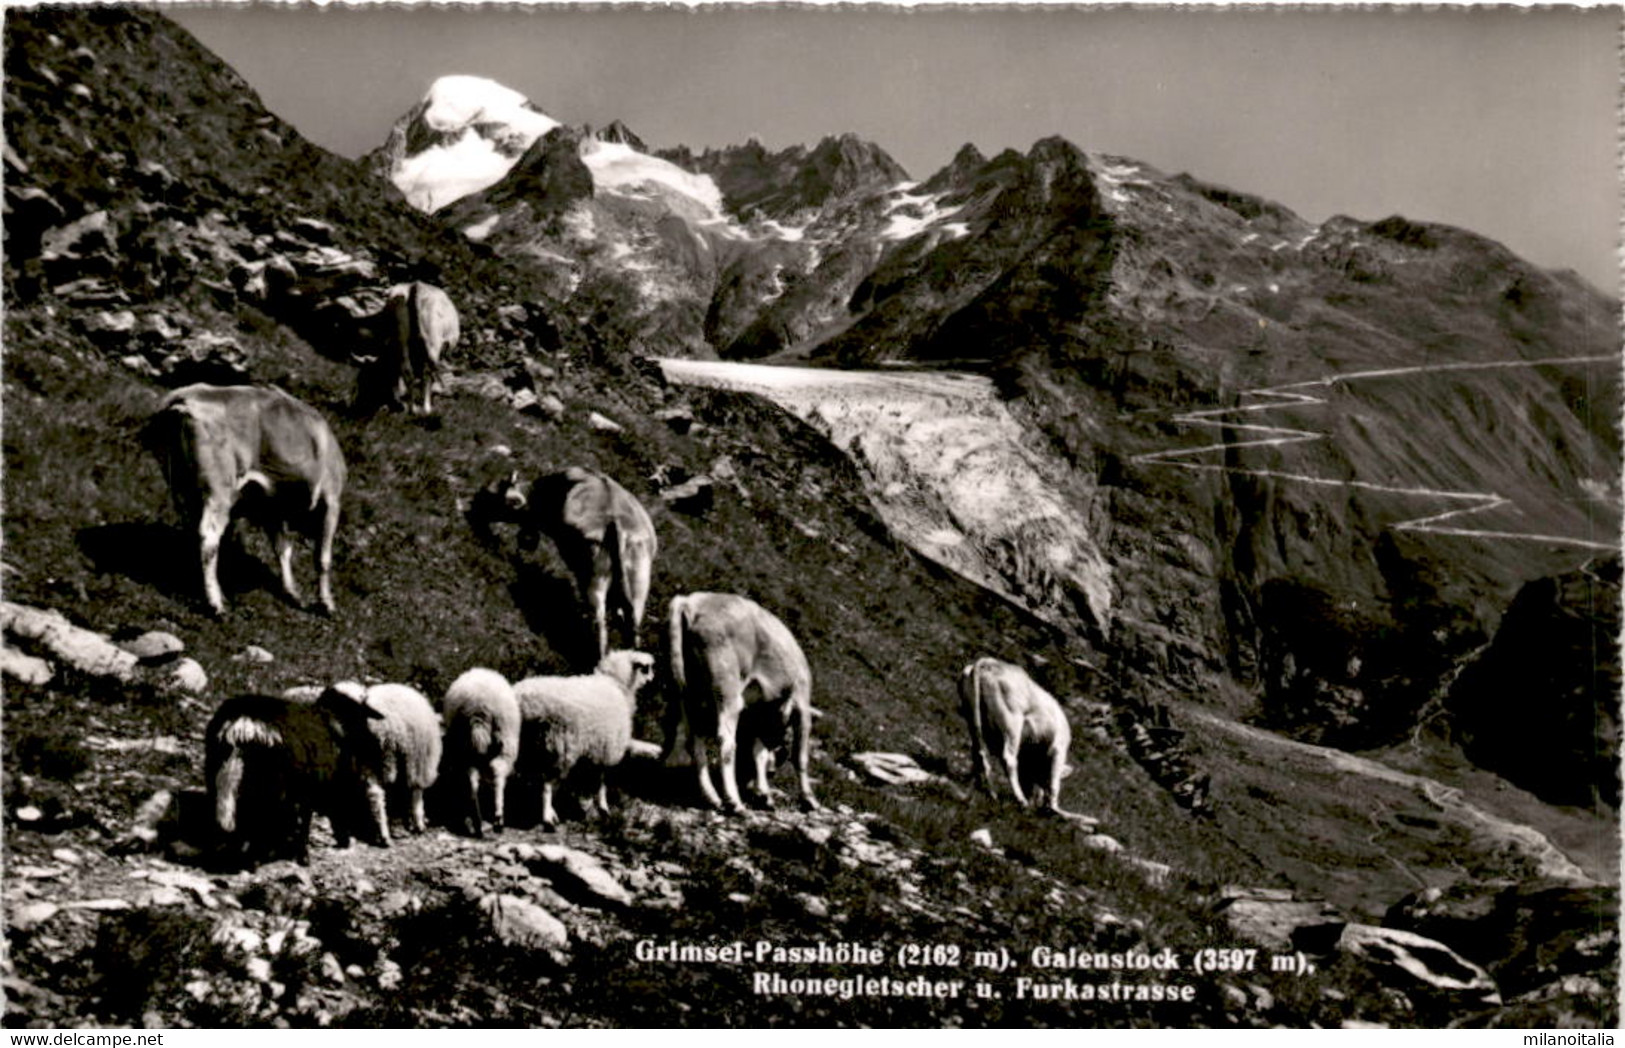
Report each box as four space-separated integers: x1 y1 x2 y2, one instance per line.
405 281 440 388
959 659 984 739
659 595 694 765
142 398 196 517
959 659 990 794
606 516 642 635
666 595 691 696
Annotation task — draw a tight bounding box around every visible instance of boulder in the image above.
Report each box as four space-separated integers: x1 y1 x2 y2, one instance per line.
52 277 129 307
1215 889 1346 953
1 646 54 686
117 631 184 664
4 185 65 256
40 210 117 280
481 893 569 950
530 845 633 909
661 475 714 514
587 411 623 434
163 657 208 695
1 602 137 682
657 407 695 435
846 752 939 788
1337 923 1501 1009
1384 878 1618 999
534 393 566 421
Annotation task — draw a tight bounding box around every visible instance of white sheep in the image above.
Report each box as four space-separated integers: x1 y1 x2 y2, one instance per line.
443 667 521 837
512 650 656 828
322 681 442 845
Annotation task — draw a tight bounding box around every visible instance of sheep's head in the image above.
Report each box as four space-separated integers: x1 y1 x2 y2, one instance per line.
315 681 387 739
599 650 656 698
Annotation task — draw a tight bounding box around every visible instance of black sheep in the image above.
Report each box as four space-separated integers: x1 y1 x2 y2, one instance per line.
204 692 383 867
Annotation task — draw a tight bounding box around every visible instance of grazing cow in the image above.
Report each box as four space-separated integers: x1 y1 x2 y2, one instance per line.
354 281 459 415
144 384 346 615
474 466 657 664
958 657 1077 817
665 592 819 813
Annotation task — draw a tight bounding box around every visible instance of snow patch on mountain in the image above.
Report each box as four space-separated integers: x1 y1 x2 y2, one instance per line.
391 76 561 212
462 215 500 241
881 185 965 241
580 139 727 218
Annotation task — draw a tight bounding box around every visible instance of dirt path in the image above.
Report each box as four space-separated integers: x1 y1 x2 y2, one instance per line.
1132 355 1619 552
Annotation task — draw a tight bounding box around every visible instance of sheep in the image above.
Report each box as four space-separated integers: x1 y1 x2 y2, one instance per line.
512 650 656 828
204 691 383 867
321 681 442 845
442 667 521 838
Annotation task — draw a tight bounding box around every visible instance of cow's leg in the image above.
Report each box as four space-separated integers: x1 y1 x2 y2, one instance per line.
198 495 234 615
690 735 725 810
716 710 747 814
270 521 304 605
792 699 821 811
592 775 610 817
970 742 994 797
750 737 777 808
465 765 484 838
1043 744 1066 815
585 553 613 663
315 498 339 615
999 734 1030 807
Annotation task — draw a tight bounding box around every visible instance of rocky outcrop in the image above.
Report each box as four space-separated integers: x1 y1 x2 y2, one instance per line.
1448 557 1621 808
1336 923 1501 1012
662 133 908 220
1385 879 1619 1008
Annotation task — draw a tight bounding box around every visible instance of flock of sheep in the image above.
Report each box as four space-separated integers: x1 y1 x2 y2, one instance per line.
142 321 1082 866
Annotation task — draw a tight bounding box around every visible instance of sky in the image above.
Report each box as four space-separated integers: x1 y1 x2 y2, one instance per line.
166 3 1620 292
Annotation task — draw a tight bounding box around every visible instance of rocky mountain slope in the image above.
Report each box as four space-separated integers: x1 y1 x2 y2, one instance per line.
2 6 1618 1030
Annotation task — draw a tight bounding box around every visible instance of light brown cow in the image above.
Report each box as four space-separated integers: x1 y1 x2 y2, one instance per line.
475 466 657 664
666 592 819 813
354 281 458 415
144 384 346 615
958 657 1074 815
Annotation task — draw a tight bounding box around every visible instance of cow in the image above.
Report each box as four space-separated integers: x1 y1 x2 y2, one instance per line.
958 656 1082 819
664 592 819 813
472 466 657 664
143 384 346 616
353 281 458 416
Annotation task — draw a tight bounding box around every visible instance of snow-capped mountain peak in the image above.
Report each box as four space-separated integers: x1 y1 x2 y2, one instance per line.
380 74 730 223
418 75 558 138
386 75 562 213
